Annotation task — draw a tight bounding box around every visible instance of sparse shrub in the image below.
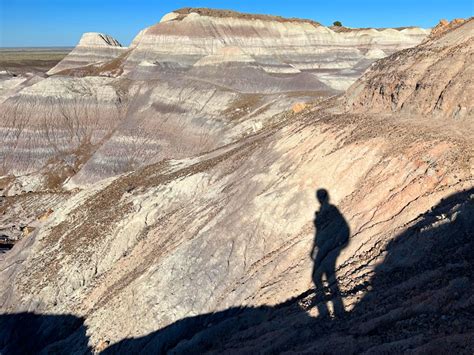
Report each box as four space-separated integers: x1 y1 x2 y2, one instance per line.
333 21 342 27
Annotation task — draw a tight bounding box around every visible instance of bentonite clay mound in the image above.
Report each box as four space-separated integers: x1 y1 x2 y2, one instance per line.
47 32 127 75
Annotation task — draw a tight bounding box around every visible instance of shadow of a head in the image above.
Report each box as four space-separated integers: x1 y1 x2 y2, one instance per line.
316 188 329 205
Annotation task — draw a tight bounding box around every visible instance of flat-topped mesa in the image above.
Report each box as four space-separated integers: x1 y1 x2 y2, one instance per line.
124 8 429 90
48 32 127 75
345 18 473 119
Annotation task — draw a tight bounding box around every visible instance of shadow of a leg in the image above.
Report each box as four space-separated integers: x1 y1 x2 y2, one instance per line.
326 266 346 318
313 269 330 318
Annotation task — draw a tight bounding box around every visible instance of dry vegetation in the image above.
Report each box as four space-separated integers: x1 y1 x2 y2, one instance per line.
174 7 321 26
0 49 71 74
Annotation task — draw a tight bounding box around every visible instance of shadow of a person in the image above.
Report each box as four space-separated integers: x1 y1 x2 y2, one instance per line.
310 188 350 318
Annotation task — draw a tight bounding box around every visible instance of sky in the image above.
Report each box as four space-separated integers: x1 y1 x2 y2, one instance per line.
1 0 473 47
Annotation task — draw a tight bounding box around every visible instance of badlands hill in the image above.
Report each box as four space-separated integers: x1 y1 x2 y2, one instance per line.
47 33 126 75
346 18 473 119
0 9 473 354
0 8 429 188
50 8 428 82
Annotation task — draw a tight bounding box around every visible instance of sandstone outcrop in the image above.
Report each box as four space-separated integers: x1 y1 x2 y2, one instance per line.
345 18 473 119
428 18 470 40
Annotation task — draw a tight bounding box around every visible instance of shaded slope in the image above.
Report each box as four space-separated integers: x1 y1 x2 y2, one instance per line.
2 188 472 353
103 188 473 354
0 313 90 354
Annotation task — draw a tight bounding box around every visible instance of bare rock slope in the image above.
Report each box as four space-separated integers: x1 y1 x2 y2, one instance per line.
47 32 127 75
345 18 473 119
127 8 428 85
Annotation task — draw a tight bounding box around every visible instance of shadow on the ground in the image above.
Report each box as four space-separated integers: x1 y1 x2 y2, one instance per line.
0 312 90 354
310 188 350 318
1 188 473 354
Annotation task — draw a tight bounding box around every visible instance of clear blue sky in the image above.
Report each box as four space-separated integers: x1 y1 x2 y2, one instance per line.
1 0 473 47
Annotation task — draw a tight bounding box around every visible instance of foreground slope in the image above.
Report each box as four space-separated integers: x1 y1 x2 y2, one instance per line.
1 93 472 353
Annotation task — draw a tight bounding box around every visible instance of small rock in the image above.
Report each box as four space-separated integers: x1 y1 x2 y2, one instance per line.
292 102 307 114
